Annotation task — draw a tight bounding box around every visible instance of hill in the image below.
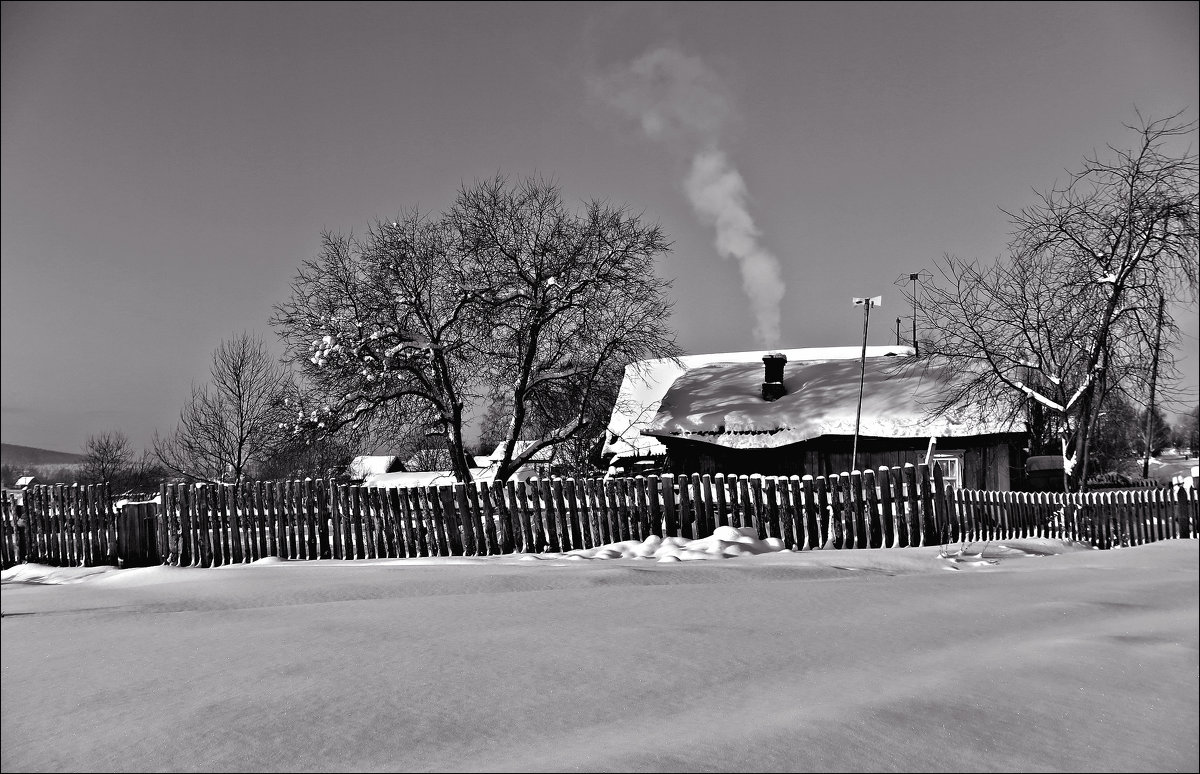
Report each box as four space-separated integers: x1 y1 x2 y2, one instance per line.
1 443 85 466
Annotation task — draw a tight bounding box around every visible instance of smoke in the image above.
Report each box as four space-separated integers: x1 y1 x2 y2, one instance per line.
593 45 785 348
684 148 786 347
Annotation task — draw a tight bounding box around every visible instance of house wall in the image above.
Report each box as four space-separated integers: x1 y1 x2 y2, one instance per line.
658 434 1028 491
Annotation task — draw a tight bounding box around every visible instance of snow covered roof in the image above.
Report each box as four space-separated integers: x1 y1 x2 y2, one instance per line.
362 470 459 488
644 354 1018 450
404 448 456 471
15 475 38 488
347 455 402 480
364 462 547 488
603 345 917 461
488 440 555 463
362 442 558 487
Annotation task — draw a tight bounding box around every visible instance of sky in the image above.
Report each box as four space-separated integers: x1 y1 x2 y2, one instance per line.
3 537 1197 771
2 1 1198 454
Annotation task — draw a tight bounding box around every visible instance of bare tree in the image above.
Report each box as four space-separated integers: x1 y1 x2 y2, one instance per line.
273 174 679 482
81 431 136 486
155 332 291 484
449 175 679 481
911 112 1198 490
273 215 482 482
81 431 163 494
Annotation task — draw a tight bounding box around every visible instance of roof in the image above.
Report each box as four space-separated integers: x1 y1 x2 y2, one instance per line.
15 475 38 487
362 470 459 488
363 462 545 488
347 456 402 480
360 441 558 487
643 355 1018 450
488 440 555 463
603 345 917 460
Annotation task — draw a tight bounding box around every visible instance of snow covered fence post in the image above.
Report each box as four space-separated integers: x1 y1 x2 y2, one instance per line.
875 468 897 548
764 476 783 543
566 476 585 549
694 474 712 540
549 478 570 551
676 475 693 540
861 469 880 549
837 473 854 549
475 482 498 556
797 475 816 551
931 463 949 546
1175 486 1193 540
645 476 662 543
917 463 936 547
811 475 830 549
776 476 796 550
849 471 866 549
58 484 70 566
658 474 677 538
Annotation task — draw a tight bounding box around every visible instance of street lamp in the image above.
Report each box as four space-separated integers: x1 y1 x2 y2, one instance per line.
851 295 881 471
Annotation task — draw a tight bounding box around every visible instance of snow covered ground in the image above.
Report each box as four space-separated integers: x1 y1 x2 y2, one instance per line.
2 535 1196 772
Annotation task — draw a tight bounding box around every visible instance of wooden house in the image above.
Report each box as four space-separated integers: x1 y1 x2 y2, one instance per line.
605 346 1028 490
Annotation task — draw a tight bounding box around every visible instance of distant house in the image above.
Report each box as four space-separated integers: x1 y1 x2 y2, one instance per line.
360 469 460 488
361 441 558 488
347 456 405 483
469 441 558 484
605 346 1027 490
14 475 39 488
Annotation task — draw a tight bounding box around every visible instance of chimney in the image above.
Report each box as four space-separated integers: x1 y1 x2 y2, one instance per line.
761 352 787 402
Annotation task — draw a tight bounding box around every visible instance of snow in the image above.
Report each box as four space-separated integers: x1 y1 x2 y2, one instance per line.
3 538 1195 772
362 443 556 486
604 345 916 462
347 454 401 480
361 469 460 488
647 355 1015 449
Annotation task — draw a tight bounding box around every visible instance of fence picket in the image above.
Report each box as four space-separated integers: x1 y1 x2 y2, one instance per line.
648 476 664 540
764 476 782 542
583 478 602 545
563 479 584 550
780 476 799 550
787 476 806 550
750 475 768 541
658 474 676 538
829 473 847 549
549 479 570 552
694 474 711 540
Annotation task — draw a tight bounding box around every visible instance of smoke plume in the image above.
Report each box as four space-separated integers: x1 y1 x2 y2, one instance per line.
593 45 785 347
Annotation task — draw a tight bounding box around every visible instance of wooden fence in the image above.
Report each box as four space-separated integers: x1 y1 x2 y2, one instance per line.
2 464 1196 570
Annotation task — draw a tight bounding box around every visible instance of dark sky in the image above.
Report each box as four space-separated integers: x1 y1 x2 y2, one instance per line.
2 1 1197 453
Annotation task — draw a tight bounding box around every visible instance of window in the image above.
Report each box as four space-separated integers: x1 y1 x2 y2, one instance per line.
933 452 964 490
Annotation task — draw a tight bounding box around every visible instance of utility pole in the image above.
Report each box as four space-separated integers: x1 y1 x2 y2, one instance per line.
1142 294 1165 479
851 296 881 471
893 271 929 354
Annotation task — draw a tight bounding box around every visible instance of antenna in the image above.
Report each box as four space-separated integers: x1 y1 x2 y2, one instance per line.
893 271 931 353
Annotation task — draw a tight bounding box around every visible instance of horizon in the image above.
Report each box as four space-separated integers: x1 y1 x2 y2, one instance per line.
3 1 1197 455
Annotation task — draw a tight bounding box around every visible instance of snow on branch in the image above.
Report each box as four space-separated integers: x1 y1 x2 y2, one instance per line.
1012 381 1065 413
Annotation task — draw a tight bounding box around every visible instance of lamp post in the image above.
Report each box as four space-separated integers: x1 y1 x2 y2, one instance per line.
851 295 881 471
